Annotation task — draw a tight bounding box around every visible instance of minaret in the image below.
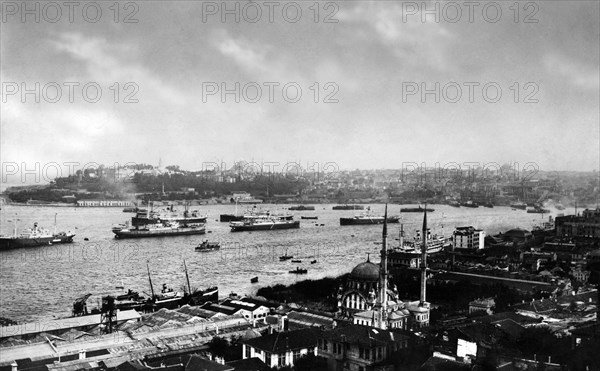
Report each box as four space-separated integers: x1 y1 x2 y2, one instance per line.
377 204 389 328
419 205 428 307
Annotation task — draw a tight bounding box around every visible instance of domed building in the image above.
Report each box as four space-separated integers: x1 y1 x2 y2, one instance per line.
337 206 431 330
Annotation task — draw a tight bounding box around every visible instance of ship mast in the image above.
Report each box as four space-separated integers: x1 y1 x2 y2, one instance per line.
184 259 192 295
419 204 428 307
54 213 57 235
146 261 155 298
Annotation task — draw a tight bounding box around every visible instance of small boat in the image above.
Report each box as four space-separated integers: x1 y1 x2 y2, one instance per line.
195 240 221 251
310 260 317 264
510 202 527 210
115 280 125 289
460 201 479 208
289 267 307 274
250 277 258 283
279 254 293 261
291 259 302 263
301 216 318 220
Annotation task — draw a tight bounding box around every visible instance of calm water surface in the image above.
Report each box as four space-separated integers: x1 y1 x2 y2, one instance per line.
0 203 570 322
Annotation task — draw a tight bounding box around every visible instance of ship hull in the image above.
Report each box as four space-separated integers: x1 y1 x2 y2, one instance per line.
289 206 315 211
230 220 300 232
340 217 400 225
113 227 206 239
220 214 244 222
0 236 54 250
400 208 435 212
333 205 364 210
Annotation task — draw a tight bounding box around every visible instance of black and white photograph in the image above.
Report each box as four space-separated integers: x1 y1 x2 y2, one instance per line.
0 1 599 370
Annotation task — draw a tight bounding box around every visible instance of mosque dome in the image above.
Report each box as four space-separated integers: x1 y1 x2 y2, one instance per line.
350 261 380 281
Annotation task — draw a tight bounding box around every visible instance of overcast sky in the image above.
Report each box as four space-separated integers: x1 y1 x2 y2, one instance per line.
1 0 599 175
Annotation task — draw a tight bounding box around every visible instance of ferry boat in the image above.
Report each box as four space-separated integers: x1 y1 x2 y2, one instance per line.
230 215 300 232
112 221 206 238
393 225 449 254
231 192 263 204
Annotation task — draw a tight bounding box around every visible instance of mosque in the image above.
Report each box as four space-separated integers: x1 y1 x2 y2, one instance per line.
337 205 431 330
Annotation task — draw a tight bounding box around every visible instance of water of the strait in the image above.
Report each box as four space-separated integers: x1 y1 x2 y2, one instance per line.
0 203 571 323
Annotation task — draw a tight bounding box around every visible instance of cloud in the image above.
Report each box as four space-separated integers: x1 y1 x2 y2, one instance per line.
543 53 600 91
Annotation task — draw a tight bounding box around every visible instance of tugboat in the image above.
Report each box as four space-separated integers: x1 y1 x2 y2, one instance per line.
279 254 294 261
195 240 221 251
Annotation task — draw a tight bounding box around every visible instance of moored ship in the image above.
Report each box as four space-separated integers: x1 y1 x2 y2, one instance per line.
112 221 206 238
288 205 315 211
131 203 206 227
0 221 75 250
340 214 400 225
510 202 527 210
394 225 449 255
230 214 300 232
333 204 364 210
527 206 550 214
400 206 435 212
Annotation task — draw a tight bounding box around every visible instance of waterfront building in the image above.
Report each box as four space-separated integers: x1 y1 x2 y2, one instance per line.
76 199 134 207
201 297 272 322
453 226 485 250
555 208 600 238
